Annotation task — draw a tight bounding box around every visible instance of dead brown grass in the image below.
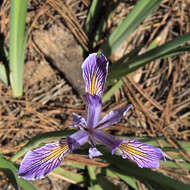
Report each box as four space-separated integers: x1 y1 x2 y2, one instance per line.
0 0 190 189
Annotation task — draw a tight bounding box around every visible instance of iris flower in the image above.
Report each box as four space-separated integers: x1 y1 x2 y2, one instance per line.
18 53 165 180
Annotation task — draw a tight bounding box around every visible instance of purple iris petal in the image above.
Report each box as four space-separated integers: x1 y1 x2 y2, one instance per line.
85 93 102 129
67 130 89 151
93 130 123 150
89 147 103 159
117 139 165 168
96 105 132 129
18 52 165 181
18 140 70 180
82 53 108 97
70 113 87 129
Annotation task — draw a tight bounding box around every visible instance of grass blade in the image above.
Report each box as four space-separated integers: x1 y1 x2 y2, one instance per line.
9 0 28 97
53 167 83 184
92 1 120 48
116 173 138 190
100 0 162 57
1 168 18 190
163 160 190 170
88 166 120 190
106 168 138 190
0 64 8 84
107 32 190 83
0 154 38 190
96 174 121 190
87 166 102 190
63 162 85 169
102 80 123 103
84 0 102 37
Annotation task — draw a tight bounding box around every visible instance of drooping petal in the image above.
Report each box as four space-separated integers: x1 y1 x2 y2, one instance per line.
96 105 132 129
82 53 108 97
70 113 87 129
89 147 103 159
67 129 89 151
18 140 70 180
92 130 123 150
85 93 102 129
117 139 165 168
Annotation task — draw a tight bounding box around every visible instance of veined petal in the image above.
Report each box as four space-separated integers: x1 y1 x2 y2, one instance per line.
96 105 132 129
18 140 70 180
82 53 108 97
85 93 102 129
117 139 165 168
93 130 122 150
89 147 103 159
67 130 89 151
70 113 87 129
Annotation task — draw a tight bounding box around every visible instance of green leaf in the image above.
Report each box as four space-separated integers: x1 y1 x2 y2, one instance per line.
63 162 85 169
102 45 144 102
84 0 102 37
106 168 138 190
1 168 18 190
100 0 162 57
9 0 28 97
0 154 38 190
162 160 190 170
103 36 162 101
0 64 8 84
87 166 102 190
102 80 123 103
116 172 138 190
96 174 121 190
53 167 83 184
107 33 190 83
92 1 120 48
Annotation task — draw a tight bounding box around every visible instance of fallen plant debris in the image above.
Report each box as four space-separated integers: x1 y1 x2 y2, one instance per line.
0 0 190 189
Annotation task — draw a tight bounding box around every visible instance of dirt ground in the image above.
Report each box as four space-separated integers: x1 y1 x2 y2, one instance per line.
0 0 190 189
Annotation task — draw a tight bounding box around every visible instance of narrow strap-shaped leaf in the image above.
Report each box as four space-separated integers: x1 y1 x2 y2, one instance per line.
100 0 162 57
9 0 28 97
107 33 190 83
0 64 8 84
96 174 121 190
87 165 103 190
105 168 138 190
0 154 38 190
102 80 123 103
84 0 102 37
53 167 84 184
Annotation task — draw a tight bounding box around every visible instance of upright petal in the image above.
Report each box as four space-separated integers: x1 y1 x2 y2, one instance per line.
82 53 108 97
67 129 89 151
18 140 70 180
70 113 87 129
116 139 165 168
96 105 132 129
85 93 102 129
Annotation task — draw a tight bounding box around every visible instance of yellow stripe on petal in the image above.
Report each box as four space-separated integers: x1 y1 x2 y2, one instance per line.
119 143 148 158
42 144 69 162
90 71 98 95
